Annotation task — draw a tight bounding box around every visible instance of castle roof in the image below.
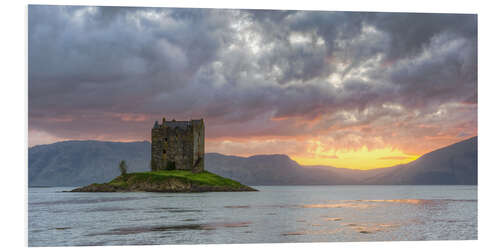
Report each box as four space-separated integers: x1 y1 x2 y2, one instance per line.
153 118 203 129
164 120 190 129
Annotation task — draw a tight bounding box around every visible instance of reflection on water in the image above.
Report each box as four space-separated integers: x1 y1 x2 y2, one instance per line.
302 203 375 209
341 222 401 234
85 207 136 212
364 199 433 205
87 222 252 237
30 196 151 206
29 185 477 246
283 220 404 236
323 217 342 221
224 205 251 208
282 228 344 236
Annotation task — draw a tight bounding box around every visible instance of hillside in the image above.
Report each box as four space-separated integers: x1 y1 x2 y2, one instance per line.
205 153 363 185
364 136 478 185
28 137 477 186
29 140 150 186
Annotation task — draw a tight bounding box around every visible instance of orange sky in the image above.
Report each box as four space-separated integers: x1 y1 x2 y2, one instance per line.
29 105 477 170
291 145 420 170
204 132 475 170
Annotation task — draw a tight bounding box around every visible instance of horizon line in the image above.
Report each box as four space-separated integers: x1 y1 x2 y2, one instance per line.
27 135 477 171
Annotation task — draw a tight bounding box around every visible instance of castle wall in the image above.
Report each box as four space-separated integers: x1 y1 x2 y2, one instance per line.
192 120 205 173
151 119 204 172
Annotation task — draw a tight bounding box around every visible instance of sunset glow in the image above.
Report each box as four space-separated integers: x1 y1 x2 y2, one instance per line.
292 146 420 170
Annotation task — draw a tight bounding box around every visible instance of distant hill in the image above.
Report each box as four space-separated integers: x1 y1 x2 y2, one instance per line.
205 153 365 185
363 136 477 185
29 141 150 186
28 136 477 187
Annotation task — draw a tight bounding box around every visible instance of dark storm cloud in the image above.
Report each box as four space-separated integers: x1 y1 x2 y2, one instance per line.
367 13 477 61
28 5 477 150
29 6 231 112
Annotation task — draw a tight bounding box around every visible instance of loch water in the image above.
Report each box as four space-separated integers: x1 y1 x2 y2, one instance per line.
28 185 477 246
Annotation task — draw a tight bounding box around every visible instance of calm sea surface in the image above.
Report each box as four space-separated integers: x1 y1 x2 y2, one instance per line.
28 185 477 246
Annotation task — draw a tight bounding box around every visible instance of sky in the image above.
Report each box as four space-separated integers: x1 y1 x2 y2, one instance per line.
28 5 477 170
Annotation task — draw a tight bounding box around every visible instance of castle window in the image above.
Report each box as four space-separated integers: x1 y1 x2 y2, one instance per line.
164 138 168 142
163 149 166 154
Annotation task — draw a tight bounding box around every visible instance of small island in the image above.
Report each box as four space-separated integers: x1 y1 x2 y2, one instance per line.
72 118 257 193
71 170 257 192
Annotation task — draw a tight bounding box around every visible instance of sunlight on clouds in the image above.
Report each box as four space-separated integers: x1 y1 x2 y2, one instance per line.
327 73 343 88
230 17 264 55
289 32 312 45
71 7 98 25
382 103 404 111
29 130 66 147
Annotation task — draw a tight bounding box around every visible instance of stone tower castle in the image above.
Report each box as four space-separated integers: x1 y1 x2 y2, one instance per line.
151 118 204 173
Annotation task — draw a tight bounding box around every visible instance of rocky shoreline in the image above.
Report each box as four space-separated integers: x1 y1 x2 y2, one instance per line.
70 171 258 193
70 182 257 192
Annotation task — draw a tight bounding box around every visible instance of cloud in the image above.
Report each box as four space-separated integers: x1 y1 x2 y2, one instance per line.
28 6 477 156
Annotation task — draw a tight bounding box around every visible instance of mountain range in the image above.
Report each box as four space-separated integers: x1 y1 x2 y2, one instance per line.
28 136 477 187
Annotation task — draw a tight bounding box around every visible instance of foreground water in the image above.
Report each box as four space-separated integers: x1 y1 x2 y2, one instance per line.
28 185 477 246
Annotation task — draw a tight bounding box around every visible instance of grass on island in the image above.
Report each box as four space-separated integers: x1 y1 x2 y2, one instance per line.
105 170 247 189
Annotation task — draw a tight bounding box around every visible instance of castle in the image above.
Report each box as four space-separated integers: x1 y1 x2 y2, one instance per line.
150 118 204 173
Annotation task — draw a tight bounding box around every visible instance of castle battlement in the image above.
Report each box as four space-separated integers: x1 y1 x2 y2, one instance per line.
151 118 204 173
